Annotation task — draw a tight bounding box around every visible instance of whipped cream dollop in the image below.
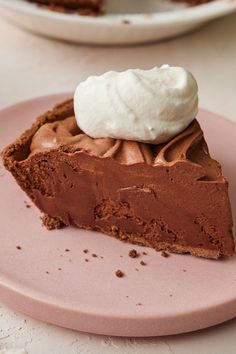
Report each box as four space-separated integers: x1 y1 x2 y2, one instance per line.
74 65 198 144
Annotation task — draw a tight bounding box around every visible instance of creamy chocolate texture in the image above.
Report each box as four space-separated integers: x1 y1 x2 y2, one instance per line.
2 99 234 259
30 114 221 182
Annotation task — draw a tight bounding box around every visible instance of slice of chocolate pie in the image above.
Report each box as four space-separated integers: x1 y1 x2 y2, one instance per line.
2 66 234 259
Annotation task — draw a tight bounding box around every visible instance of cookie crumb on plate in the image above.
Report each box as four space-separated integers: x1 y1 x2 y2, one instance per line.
115 269 124 278
129 249 139 258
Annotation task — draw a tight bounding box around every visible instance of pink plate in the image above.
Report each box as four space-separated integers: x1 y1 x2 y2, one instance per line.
0 93 236 337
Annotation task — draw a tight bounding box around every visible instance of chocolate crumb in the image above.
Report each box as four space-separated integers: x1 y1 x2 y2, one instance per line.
115 270 124 278
129 249 139 258
161 251 170 258
58 268 62 271
92 253 98 258
24 201 31 208
16 246 22 250
46 271 50 274
136 302 143 306
85 259 89 262
142 251 147 255
140 260 146 266
169 294 173 297
135 268 139 272
183 269 187 272
83 249 88 254
100 256 104 259
126 295 129 298
65 249 70 252
120 255 123 258
122 19 130 24
41 214 64 230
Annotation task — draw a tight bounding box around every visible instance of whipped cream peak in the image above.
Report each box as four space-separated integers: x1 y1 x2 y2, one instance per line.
74 65 198 144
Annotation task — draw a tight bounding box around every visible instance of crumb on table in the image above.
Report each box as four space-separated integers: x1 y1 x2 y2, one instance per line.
122 20 131 25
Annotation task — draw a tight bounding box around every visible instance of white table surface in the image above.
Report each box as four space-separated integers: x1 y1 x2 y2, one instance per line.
0 12 236 354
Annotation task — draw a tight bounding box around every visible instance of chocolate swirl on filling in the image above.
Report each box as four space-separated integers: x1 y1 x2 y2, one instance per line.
30 113 221 181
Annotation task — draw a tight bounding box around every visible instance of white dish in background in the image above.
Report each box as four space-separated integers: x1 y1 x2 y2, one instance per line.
0 0 235 44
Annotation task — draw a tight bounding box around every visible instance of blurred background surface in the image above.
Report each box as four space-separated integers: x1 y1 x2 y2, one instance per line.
1 13 236 121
